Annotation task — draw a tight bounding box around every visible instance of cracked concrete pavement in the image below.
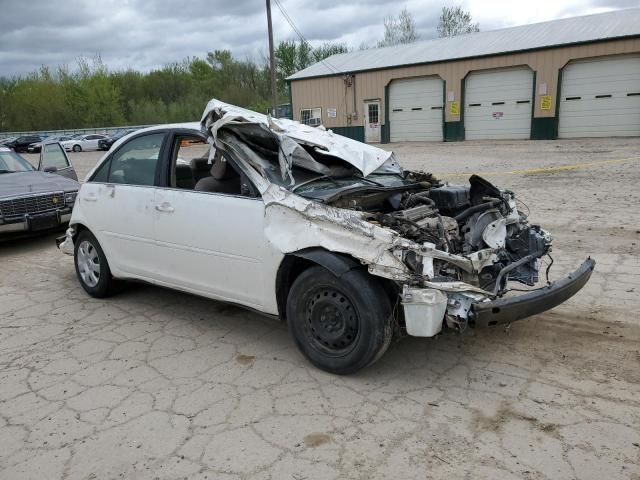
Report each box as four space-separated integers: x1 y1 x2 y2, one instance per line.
1 138 639 479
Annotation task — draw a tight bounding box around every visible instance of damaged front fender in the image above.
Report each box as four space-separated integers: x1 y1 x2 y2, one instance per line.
263 184 412 281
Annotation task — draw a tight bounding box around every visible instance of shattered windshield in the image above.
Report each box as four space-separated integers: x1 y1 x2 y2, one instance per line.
291 173 412 195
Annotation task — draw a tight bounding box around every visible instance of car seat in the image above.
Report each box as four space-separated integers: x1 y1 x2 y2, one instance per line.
194 156 240 194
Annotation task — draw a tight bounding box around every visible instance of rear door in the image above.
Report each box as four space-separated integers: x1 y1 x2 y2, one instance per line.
84 135 103 150
80 131 168 278
38 142 78 180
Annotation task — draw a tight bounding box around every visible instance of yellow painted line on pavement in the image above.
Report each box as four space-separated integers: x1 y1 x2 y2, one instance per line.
440 156 640 178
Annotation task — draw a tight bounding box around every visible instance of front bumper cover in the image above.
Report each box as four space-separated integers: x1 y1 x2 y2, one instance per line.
56 227 75 256
470 258 595 327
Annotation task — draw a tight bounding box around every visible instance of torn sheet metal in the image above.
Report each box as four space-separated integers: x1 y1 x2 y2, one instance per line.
262 184 410 280
201 99 396 177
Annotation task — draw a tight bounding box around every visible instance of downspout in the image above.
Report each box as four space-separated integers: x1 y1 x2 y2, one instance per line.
352 74 357 121
287 80 293 120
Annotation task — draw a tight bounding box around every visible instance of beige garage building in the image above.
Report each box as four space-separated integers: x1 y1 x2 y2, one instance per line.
287 9 640 143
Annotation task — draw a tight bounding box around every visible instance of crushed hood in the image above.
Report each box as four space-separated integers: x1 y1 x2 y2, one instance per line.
200 99 394 177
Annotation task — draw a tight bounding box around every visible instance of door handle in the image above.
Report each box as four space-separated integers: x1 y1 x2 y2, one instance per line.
83 193 97 202
155 202 175 213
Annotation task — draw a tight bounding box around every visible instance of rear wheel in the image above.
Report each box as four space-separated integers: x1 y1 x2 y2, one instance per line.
74 230 119 297
287 265 393 375
72 144 82 152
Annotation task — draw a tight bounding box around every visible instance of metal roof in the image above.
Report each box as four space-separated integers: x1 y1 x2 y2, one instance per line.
287 8 640 81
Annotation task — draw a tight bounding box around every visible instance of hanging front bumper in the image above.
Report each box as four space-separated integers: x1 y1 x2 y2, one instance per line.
470 258 595 327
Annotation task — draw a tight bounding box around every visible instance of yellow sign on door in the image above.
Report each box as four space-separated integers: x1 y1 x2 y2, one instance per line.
449 101 459 116
540 95 552 110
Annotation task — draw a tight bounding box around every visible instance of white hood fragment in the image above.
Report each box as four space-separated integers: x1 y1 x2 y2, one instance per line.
200 98 394 177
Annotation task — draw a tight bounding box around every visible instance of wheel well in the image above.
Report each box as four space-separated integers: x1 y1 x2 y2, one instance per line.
70 223 89 240
275 248 399 321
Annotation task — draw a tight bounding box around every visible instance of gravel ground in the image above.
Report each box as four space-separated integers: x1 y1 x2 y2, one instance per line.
2 138 640 479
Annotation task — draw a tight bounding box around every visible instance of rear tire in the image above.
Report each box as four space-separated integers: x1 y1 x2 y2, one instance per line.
286 265 393 375
74 230 119 298
72 144 82 152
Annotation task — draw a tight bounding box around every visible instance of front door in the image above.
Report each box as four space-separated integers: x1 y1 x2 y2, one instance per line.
151 133 270 309
153 189 268 309
39 142 78 180
364 100 381 143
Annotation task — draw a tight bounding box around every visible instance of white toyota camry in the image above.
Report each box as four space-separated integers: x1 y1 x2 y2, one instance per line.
57 99 594 374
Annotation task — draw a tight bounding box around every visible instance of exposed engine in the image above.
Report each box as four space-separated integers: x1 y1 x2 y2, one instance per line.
331 174 552 296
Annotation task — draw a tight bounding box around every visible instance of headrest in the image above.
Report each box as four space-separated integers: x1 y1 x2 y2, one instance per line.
210 154 238 180
190 156 210 171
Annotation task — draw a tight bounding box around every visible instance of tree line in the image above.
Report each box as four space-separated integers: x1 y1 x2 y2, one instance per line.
0 6 478 132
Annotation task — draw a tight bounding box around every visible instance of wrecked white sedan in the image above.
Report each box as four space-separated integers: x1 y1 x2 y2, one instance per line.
57 99 594 374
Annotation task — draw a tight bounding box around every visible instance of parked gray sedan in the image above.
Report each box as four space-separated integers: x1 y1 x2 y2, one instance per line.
0 142 79 235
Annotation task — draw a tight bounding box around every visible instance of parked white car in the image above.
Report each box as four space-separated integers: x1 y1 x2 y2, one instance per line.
57 99 594 374
60 134 108 152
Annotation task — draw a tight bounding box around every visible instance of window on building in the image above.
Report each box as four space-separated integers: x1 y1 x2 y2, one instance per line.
300 108 322 126
368 103 379 124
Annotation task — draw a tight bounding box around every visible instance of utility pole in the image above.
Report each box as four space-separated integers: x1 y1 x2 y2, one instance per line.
266 0 278 118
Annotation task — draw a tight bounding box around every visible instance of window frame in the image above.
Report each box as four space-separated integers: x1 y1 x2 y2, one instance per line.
88 130 170 187
300 107 322 126
367 103 379 124
157 129 261 200
160 129 208 189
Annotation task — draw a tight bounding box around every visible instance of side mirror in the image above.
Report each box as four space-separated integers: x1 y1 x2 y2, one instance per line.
44 166 58 173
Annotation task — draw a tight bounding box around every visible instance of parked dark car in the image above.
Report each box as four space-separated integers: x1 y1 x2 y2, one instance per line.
27 135 74 153
4 135 43 153
98 129 137 151
0 143 79 236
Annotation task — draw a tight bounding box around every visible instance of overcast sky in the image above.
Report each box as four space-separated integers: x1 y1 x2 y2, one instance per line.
0 0 638 77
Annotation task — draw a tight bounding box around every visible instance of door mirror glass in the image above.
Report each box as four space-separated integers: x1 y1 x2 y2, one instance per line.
43 166 58 173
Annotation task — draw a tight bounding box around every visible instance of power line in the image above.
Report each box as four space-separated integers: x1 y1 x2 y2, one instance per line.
271 0 342 75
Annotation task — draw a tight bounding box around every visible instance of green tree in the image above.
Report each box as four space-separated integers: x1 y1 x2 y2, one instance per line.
378 8 419 47
437 6 480 38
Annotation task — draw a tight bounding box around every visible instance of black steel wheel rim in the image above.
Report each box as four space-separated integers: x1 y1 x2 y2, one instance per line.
304 286 360 356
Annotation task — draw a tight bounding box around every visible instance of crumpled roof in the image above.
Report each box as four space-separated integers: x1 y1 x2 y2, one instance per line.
200 99 393 177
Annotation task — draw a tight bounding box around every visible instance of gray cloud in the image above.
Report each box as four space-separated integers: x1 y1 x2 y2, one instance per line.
0 0 634 77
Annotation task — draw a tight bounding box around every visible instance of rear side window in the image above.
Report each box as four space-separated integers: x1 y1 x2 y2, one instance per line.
104 133 165 186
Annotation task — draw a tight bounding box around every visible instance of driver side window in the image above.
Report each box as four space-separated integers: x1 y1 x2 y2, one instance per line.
93 133 165 186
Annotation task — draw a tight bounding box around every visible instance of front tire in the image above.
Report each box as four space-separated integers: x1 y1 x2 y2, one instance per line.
287 265 393 375
74 230 118 297
72 144 82 152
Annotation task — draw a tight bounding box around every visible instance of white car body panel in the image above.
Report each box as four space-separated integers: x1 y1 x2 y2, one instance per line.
153 187 282 312
77 183 158 277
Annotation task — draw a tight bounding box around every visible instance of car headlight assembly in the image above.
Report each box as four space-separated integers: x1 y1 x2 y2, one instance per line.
64 191 78 206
